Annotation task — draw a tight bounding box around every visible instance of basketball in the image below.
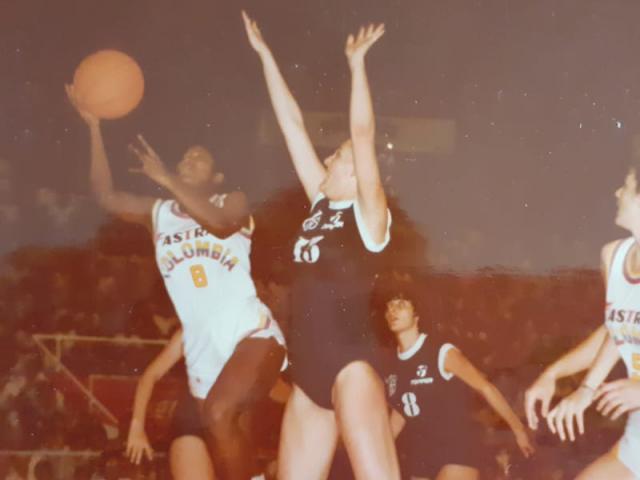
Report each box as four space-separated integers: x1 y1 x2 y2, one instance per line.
72 50 144 120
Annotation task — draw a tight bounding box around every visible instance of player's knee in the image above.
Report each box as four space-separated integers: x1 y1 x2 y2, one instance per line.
333 361 385 409
335 360 380 390
203 397 237 434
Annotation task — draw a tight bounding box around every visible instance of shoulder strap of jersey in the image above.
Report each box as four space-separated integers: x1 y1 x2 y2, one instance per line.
311 192 326 210
240 216 255 238
608 237 635 289
353 201 392 253
437 343 457 381
151 199 164 233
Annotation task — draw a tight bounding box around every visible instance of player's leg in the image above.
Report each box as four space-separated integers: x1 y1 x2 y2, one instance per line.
170 435 216 480
278 384 339 480
434 464 479 480
202 337 285 480
575 444 636 480
333 360 401 480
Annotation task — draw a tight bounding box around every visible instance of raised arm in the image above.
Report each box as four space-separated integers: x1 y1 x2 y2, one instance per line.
242 11 325 201
524 240 619 430
129 135 250 238
345 24 388 244
445 348 535 458
66 85 155 224
127 330 183 465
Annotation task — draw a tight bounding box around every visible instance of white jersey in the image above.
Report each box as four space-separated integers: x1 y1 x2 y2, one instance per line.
605 237 640 380
152 195 284 398
604 237 640 478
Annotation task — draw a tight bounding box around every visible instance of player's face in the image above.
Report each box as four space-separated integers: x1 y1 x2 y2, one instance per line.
177 146 215 186
320 140 355 199
615 169 640 230
385 297 418 333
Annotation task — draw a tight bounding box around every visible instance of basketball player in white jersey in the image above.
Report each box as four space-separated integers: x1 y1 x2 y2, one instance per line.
66 85 286 480
525 169 640 478
244 12 400 480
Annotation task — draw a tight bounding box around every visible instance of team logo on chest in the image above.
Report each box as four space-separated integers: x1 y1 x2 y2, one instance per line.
321 211 344 231
303 210 323 231
385 374 398 397
411 364 433 385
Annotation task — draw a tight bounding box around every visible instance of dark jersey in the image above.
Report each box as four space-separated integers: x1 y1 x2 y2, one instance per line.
288 194 390 405
386 333 482 474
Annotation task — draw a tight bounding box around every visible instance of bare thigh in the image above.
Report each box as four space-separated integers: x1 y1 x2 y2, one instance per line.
169 435 215 480
575 444 636 480
333 361 401 480
434 464 480 480
278 384 339 480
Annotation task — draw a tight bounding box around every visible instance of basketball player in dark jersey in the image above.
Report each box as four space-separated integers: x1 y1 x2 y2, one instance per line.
126 330 215 480
384 289 534 479
127 329 289 480
243 12 400 480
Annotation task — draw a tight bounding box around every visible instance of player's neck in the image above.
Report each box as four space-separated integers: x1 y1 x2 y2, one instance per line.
396 328 421 354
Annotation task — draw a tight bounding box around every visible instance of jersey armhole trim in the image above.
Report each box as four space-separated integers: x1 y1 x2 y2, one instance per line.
353 202 392 253
240 216 255 238
151 199 163 233
607 239 626 281
311 192 325 210
438 343 457 381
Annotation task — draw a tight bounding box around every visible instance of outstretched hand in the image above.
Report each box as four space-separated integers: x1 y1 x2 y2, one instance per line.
545 386 594 442
242 11 270 56
129 134 172 187
126 422 153 465
65 84 99 127
524 372 556 430
345 23 385 68
595 379 640 420
514 428 536 458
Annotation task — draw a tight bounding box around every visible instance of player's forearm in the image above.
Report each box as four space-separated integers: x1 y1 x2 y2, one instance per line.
481 382 527 433
163 179 245 237
349 60 384 197
131 374 156 428
544 326 608 380
581 335 621 389
259 50 305 131
88 123 116 204
349 60 375 140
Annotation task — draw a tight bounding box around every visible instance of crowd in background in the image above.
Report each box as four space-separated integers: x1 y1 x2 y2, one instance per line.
0 187 625 479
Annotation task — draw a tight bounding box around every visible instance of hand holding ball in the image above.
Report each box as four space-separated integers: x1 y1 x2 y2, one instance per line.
70 50 144 120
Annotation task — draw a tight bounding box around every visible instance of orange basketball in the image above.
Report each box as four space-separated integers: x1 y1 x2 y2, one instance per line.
72 50 144 120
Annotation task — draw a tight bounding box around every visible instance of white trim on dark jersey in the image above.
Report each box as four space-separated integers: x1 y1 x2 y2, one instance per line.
397 332 427 361
310 193 392 253
438 343 456 381
397 333 457 381
353 200 392 252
